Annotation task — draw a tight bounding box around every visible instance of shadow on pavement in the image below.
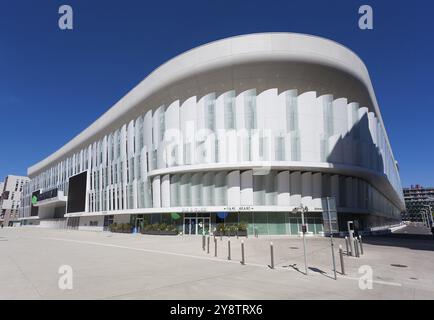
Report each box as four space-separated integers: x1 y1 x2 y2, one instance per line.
308 267 335 280
282 263 306 276
363 235 434 252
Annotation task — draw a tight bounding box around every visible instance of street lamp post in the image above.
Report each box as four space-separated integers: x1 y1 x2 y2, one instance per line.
325 197 337 280
293 204 309 275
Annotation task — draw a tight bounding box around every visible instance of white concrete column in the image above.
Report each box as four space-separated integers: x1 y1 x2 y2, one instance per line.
312 172 322 210
152 175 161 208
346 177 353 208
265 171 277 206
161 174 170 208
227 170 240 206
331 175 340 207
240 170 253 205
202 172 214 206
290 171 301 207
301 172 312 208
298 92 318 162
277 171 290 206
191 173 203 206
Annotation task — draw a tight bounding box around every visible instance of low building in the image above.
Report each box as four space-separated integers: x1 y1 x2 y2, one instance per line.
403 185 434 222
1 175 29 226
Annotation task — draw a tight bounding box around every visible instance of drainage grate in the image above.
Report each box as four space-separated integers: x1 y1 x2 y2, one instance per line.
290 247 299 250
391 264 408 268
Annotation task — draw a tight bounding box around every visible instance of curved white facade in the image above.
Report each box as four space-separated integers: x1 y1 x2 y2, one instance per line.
20 33 404 234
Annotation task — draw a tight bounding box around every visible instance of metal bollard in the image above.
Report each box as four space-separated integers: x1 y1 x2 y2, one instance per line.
270 242 274 269
202 234 206 251
354 239 360 258
228 238 231 260
339 245 345 275
359 236 364 255
214 238 218 257
241 240 245 265
255 227 258 238
207 236 210 254
345 236 350 256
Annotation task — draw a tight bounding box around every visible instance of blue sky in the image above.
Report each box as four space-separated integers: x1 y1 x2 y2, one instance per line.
0 0 433 187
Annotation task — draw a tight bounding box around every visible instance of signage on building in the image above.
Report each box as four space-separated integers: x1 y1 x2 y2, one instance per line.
30 190 40 216
181 207 208 213
223 206 255 212
36 188 58 202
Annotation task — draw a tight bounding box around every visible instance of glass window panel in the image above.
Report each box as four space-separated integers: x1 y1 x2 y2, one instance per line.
253 212 268 235
268 213 287 235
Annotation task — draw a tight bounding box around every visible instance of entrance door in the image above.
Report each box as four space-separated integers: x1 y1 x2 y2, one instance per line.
197 217 210 235
184 218 197 235
184 217 210 235
135 218 144 233
103 215 114 231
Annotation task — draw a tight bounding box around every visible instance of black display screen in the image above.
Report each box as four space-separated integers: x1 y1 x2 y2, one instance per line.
66 171 87 213
31 190 40 216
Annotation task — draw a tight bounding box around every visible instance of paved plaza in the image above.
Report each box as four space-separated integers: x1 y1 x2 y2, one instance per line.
0 226 433 299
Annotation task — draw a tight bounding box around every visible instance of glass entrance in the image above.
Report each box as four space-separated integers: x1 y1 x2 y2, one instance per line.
184 218 195 235
197 217 210 235
184 217 210 235
135 217 144 233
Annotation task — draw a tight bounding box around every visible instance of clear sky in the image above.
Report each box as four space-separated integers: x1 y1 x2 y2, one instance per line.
0 0 433 187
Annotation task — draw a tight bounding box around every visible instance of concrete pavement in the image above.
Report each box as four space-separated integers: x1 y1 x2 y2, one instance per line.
0 227 433 299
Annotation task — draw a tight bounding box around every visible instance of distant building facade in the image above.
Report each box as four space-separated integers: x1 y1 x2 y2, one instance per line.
403 185 434 222
0 175 29 226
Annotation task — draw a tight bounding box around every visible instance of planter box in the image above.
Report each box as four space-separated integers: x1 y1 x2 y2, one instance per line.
141 230 178 236
110 230 132 234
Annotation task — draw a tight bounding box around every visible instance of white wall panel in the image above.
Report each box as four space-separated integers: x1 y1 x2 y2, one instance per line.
265 171 277 205
330 174 339 207
290 171 301 207
180 174 191 206
227 170 240 206
127 120 134 158
346 177 353 208
191 173 202 206
143 110 153 158
277 171 290 206
161 174 170 207
312 172 322 209
165 100 181 167
152 175 161 208
298 92 318 162
301 172 312 208
180 96 197 165
202 172 214 206
240 170 253 205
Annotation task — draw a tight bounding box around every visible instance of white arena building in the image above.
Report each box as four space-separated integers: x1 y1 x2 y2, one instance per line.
19 33 405 235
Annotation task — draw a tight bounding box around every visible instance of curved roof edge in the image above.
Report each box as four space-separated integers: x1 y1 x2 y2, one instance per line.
28 32 396 178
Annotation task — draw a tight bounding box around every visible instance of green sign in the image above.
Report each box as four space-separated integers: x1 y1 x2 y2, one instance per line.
171 213 181 220
31 195 37 205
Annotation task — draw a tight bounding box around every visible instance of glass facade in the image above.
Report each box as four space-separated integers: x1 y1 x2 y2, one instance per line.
20 86 403 232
